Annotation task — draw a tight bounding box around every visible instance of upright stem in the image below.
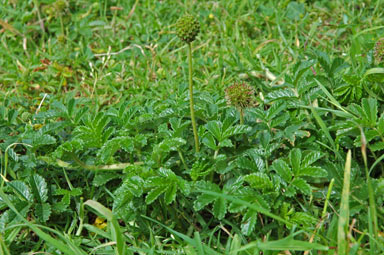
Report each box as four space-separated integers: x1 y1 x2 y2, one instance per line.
239 108 244 125
188 43 199 152
240 108 248 144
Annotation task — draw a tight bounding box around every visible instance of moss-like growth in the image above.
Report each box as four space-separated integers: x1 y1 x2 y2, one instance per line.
176 15 200 43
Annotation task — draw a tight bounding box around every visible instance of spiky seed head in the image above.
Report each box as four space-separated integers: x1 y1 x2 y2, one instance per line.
176 15 200 43
225 82 257 109
374 38 384 64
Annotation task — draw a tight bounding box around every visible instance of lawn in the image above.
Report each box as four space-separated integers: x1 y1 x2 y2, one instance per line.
1 0 384 254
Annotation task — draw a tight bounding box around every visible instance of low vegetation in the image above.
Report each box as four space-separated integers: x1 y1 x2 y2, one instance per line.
1 0 384 254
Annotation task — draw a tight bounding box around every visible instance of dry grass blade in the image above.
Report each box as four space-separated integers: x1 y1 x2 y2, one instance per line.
338 150 351 255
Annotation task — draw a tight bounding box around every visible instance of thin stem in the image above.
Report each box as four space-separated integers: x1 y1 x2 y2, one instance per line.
240 108 248 144
239 108 244 125
188 43 199 152
51 152 144 171
361 129 378 249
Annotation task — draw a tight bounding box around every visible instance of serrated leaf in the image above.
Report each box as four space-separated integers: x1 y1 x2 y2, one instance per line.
194 181 220 211
53 194 70 212
219 138 233 148
241 210 258 236
266 102 286 120
316 50 331 74
32 133 56 148
7 148 19 162
69 188 82 196
265 89 297 103
0 210 10 232
236 157 258 171
145 186 167 204
284 185 296 197
194 194 216 211
289 148 302 174
29 174 48 203
370 141 384 151
298 167 328 177
202 134 217 150
272 159 292 182
35 203 51 223
292 178 311 195
378 115 384 134
164 183 177 204
362 98 377 126
302 151 323 167
290 212 317 227
97 136 134 163
93 172 120 187
244 173 273 190
7 181 33 202
205 121 222 141
364 67 384 83
223 125 251 139
213 198 226 220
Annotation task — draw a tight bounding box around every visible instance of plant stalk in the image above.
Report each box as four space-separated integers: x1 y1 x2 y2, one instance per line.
188 43 199 152
361 129 378 250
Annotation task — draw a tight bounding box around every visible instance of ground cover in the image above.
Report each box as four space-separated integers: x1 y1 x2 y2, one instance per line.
1 0 384 254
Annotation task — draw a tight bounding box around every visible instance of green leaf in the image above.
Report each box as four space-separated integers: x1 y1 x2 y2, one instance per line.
164 183 177 204
265 89 297 103
202 134 217 150
97 136 134 163
272 159 292 182
206 121 222 141
364 67 384 82
223 124 251 139
29 174 48 203
370 142 384 151
32 133 56 148
194 181 220 211
290 212 317 227
213 197 227 220
240 236 329 251
219 138 233 148
236 157 259 171
241 210 258 236
284 185 296 197
244 173 273 190
93 172 120 187
286 1 305 21
361 98 377 126
35 203 51 223
292 178 311 195
289 148 302 174
298 167 328 177
301 151 323 167
194 193 216 211
266 102 286 121
145 186 168 204
7 181 33 202
152 138 186 164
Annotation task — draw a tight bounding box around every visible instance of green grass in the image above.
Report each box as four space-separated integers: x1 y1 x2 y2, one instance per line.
1 0 384 254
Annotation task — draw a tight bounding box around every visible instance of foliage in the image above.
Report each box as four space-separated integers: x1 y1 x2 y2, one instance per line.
1 0 384 254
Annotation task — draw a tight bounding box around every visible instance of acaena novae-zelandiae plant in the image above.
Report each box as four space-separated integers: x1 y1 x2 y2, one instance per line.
225 82 257 125
175 14 200 152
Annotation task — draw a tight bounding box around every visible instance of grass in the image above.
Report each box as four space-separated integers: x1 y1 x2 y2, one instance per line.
1 0 384 254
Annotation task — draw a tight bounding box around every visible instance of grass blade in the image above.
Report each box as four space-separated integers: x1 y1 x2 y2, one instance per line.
0 189 87 255
338 150 351 255
84 200 126 255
